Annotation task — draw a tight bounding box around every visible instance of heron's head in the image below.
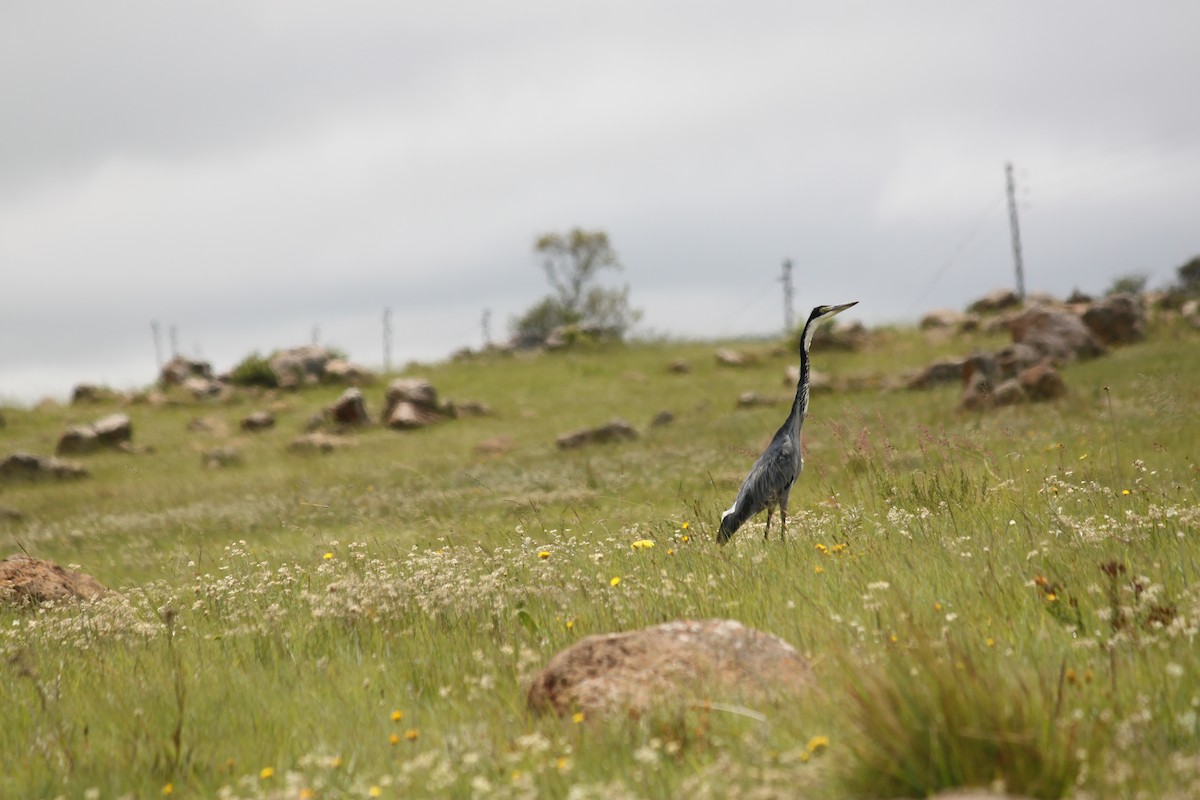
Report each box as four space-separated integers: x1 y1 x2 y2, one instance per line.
802 301 858 350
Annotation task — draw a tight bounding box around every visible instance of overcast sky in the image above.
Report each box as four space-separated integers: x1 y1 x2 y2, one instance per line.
3 2 1198 404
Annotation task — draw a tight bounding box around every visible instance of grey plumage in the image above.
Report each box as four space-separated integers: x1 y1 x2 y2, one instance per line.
717 301 857 544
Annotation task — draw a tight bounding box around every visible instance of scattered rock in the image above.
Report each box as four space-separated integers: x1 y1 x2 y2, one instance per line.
968 288 1022 314
182 375 227 399
1082 292 1145 346
55 413 133 455
649 410 675 428
527 619 812 718
0 554 109 605
737 392 783 409
270 345 338 389
1018 362 1066 401
1182 299 1200 328
920 308 969 329
991 378 1026 407
556 418 639 449
160 356 214 387
715 348 750 367
201 447 243 469
287 432 354 454
811 320 868 351
994 343 1043 379
187 416 229 436
0 453 89 482
240 410 276 432
71 384 124 404
1006 306 1106 363
667 360 691 374
382 378 452 430
328 388 370 426
0 506 22 522
323 358 375 386
905 359 965 390
474 435 516 457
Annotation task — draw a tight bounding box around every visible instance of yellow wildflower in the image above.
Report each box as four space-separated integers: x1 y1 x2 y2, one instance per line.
323 552 334 560
1122 489 1131 496
162 784 173 796
391 710 404 722
389 733 401 745
806 735 830 753
572 711 585 724
259 767 274 780
681 522 690 530
538 550 551 559
565 619 574 629
986 637 996 647
814 565 824 574
631 539 655 550
404 728 419 740
610 576 621 587
368 787 382 798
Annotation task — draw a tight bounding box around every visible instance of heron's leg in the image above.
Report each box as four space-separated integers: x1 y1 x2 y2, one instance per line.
780 507 788 541
764 507 773 541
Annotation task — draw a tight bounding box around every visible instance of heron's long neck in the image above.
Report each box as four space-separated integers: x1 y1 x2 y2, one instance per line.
786 323 815 436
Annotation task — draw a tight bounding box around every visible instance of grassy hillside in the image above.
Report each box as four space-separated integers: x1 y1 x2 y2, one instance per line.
1 317 1198 799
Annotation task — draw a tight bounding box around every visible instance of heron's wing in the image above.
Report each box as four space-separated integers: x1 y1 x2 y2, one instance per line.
735 438 799 511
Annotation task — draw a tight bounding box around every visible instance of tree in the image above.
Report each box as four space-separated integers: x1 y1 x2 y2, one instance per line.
1175 255 1200 295
511 227 641 346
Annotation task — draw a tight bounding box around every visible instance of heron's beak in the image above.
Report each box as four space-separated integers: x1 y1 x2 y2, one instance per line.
826 301 858 317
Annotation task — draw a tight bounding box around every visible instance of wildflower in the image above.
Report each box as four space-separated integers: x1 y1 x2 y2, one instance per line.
557 756 571 771
610 576 621 587
511 771 522 782
565 619 574 629
934 602 943 612
814 565 824 574
404 728 419 740
681 534 690 542
162 784 173 796
681 522 690 530
329 756 344 768
806 735 830 753
300 791 315 800
986 637 995 647
259 767 274 780
889 634 898 643
631 539 655 550
572 712 585 724
1065 668 1077 684
391 710 404 722
667 548 675 555
1122 489 1131 496
368 787 382 798
323 552 334 560
538 551 551 559
389 733 401 745
1079 454 1088 460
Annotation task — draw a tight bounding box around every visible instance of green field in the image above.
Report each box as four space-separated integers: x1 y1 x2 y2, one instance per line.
2 316 1198 799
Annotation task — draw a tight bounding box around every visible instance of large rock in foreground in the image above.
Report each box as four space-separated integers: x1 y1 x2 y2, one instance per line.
527 619 812 717
0 555 109 605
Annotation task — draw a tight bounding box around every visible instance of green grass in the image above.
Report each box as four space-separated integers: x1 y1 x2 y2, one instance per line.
1 318 1198 799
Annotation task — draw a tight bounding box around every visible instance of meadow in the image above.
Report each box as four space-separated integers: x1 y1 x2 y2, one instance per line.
1 314 1198 799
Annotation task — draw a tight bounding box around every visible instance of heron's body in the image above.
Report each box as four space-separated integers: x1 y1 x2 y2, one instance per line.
717 301 857 544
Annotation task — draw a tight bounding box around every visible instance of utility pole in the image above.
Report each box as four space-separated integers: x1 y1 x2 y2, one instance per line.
780 258 795 333
150 320 163 368
382 307 393 372
169 325 179 358
481 308 492 347
1005 162 1026 301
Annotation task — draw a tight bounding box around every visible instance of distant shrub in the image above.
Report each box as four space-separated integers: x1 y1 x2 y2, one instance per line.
228 352 278 388
1105 272 1148 296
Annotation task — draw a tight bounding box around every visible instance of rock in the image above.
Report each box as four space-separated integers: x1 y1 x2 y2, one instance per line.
1082 293 1145 346
649 410 675 428
270 345 337 389
0 554 109 605
454 400 494 418
0 506 23 522
956 371 993 412
0 453 89 482
811 320 868 351
968 288 1022 314
240 410 276 432
56 425 100 455
1183 299 1200 328
182 375 226 399
527 619 812 718
323 358 375 386
287 432 354 454
991 378 1026 407
474 435 516 457
905 359 965 390
70 384 123 404
1006 306 1106 363
382 378 450 429
201 447 243 469
715 348 750 367
994 343 1043 379
328 388 370 426
667 360 691 374
1018 362 1066 401
556 418 639 450
160 355 214 386
920 308 969 329
737 392 783 408
186 416 229 436
92 414 132 447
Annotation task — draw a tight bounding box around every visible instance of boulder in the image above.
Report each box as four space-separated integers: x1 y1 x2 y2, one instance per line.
328 388 370 426
1006 306 1106 363
186 416 229 436
0 555 110 605
240 410 276 432
0 453 88 483
1018 362 1066 401
55 413 133 455
968 288 1022 314
270 345 337 389
287 432 354 454
382 378 450 429
160 355 214 386
70 384 123 404
0 506 23 522
994 343 1043 379
715 348 750 367
527 619 812 717
386 401 442 430
182 375 226 399
667 360 691 374
920 308 969 329
556 418 639 449
649 410 675 428
56 425 100 455
92 414 132 447
991 378 1026 407
905 359 965 390
323 358 375 386
1081 293 1145 346
1183 299 1200 328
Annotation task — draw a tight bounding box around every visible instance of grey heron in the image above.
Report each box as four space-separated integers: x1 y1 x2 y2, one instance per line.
717 301 858 544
